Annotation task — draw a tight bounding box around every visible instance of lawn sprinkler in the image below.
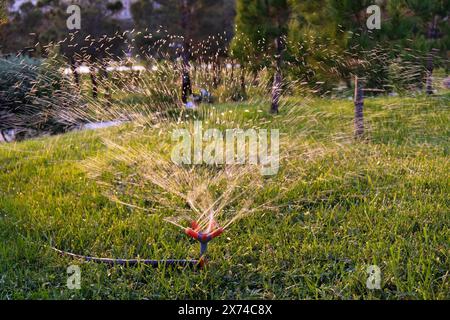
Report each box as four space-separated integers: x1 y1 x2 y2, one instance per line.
74 132 280 271
184 220 224 266
51 219 223 269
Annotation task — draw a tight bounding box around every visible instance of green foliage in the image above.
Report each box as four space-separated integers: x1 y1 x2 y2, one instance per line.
0 0 125 60
0 56 41 131
0 55 77 136
131 0 235 58
59 0 125 63
0 1 66 55
231 0 291 69
233 0 447 92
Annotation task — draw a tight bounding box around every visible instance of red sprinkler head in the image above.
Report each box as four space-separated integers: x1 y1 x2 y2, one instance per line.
184 220 224 261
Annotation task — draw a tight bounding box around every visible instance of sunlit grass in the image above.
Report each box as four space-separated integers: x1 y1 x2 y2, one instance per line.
0 94 448 299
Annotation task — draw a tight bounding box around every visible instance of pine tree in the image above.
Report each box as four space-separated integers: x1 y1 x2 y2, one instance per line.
287 0 350 90
402 0 449 94
232 0 291 113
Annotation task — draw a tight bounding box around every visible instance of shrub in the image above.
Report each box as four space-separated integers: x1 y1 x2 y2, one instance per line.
0 56 41 133
0 55 78 138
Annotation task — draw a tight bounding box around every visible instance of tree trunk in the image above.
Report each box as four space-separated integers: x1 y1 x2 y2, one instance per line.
90 66 98 99
70 57 80 87
426 15 439 95
180 0 193 104
181 68 192 104
240 67 246 99
271 36 284 114
212 61 218 88
99 64 111 107
425 53 434 95
271 70 282 114
231 60 235 82
354 75 364 138
212 59 219 88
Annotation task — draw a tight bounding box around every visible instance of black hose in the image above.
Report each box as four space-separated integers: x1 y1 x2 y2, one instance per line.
51 247 201 268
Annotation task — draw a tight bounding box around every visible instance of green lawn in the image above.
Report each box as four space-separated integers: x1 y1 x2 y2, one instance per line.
0 95 448 299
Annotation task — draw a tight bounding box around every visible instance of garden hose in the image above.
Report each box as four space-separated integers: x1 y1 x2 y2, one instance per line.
51 221 223 269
